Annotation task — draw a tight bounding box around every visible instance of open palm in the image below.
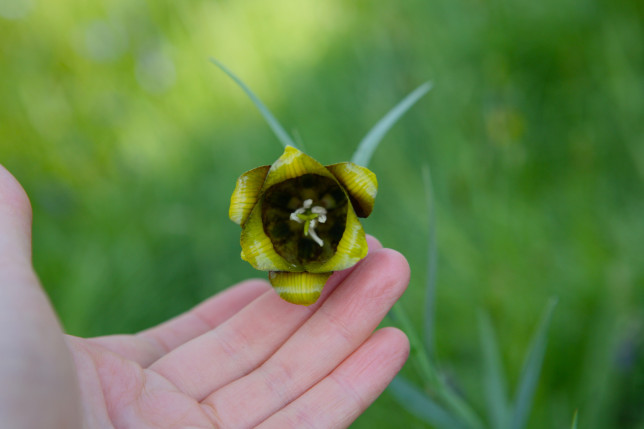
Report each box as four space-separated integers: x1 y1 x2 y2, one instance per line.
0 165 410 429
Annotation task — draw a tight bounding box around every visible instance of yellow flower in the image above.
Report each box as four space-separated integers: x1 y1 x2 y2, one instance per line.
229 146 377 305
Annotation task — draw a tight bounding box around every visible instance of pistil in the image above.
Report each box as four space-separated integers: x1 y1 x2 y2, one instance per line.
290 199 327 247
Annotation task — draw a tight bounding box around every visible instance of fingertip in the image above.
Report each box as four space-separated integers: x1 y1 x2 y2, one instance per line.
316 242 407 307
375 326 411 364
366 248 411 297
0 164 32 221
366 235 382 253
0 165 33 262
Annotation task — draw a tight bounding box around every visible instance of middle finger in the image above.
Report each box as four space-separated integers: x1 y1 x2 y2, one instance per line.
147 237 383 400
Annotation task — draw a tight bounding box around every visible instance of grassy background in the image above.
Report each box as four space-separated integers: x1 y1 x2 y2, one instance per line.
1 0 643 427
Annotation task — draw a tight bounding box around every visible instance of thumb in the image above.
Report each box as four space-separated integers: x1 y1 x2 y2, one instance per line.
0 164 33 268
0 165 82 429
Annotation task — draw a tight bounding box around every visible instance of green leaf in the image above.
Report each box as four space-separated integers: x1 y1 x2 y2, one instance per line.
571 410 579 429
389 302 485 429
389 303 440 388
510 298 558 429
209 58 297 149
479 311 510 429
351 82 432 167
388 376 468 429
422 164 438 357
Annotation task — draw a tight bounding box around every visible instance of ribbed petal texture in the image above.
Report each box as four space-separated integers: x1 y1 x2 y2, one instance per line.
269 271 333 305
229 165 270 226
326 162 378 218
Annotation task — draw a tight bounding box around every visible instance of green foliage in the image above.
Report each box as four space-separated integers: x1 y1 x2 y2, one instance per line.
390 285 556 429
351 82 432 167
571 411 579 429
1 0 643 428
479 312 510 429
210 57 298 150
510 299 557 429
388 377 468 429
421 164 438 357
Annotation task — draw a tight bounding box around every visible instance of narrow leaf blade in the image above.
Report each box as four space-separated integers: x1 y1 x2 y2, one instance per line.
209 58 297 149
479 310 510 429
388 376 467 429
571 410 579 429
510 298 558 429
351 82 433 167
422 164 438 357
390 305 485 429
389 303 440 388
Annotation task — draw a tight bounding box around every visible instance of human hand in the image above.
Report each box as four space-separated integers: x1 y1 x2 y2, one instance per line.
0 165 410 429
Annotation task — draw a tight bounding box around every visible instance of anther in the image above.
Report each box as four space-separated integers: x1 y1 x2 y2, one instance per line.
289 200 327 247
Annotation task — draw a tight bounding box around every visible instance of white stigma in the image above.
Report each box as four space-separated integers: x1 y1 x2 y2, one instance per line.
308 221 324 247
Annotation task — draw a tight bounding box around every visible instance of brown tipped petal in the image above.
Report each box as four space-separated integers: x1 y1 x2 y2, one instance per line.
269 271 333 305
229 165 270 226
262 146 336 190
326 162 377 218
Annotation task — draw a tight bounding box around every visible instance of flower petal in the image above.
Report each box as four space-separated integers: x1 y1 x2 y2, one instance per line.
269 271 332 305
306 205 367 273
229 165 270 226
326 162 378 218
240 202 295 271
262 146 335 190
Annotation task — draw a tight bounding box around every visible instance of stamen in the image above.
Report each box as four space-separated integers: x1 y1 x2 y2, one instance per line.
308 221 324 247
289 200 327 247
290 209 304 223
312 206 327 224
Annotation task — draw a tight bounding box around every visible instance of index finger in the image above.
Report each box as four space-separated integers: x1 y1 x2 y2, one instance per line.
89 235 383 366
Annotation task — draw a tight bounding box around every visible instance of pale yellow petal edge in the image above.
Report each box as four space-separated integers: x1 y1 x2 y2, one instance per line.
326 162 377 218
269 271 332 305
229 165 270 226
307 206 367 273
240 201 295 272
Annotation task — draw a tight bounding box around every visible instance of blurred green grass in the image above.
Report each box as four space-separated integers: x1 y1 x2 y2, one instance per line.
1 0 643 427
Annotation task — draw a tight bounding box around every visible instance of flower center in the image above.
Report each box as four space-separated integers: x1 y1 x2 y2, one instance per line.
289 199 327 247
261 173 348 267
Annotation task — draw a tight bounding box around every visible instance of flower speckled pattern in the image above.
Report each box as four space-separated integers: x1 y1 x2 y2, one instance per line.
229 146 377 305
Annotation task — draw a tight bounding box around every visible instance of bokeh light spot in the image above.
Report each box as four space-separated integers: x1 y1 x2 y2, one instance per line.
83 20 128 63
135 47 176 94
0 0 33 20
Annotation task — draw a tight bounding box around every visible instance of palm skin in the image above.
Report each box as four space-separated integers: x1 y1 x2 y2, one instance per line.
0 165 410 429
